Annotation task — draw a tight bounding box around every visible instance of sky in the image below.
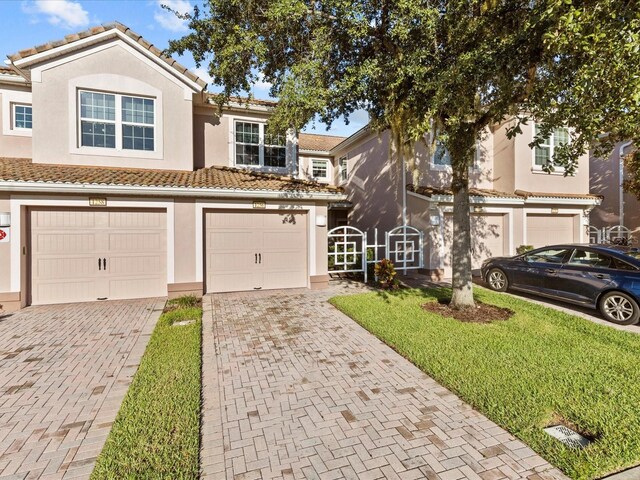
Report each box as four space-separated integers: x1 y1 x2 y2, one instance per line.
0 0 368 138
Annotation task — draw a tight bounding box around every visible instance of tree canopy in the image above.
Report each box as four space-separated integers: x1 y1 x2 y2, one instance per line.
168 0 640 308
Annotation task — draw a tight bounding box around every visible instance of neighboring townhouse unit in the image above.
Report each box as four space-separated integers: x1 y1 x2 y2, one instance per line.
330 119 601 279
590 141 640 239
0 23 346 312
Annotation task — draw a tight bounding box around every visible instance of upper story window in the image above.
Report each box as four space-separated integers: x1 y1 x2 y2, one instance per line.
234 121 286 169
79 90 155 151
339 156 348 182
430 140 481 170
433 142 451 166
534 125 569 169
312 159 329 180
13 104 32 130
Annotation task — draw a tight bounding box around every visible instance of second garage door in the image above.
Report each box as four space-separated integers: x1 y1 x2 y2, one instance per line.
527 214 576 248
442 213 506 277
205 210 308 293
30 208 167 305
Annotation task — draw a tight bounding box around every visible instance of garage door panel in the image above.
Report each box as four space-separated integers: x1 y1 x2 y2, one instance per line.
33 281 98 305
442 213 506 277
35 257 97 279
31 208 166 305
109 210 164 228
108 232 164 251
32 210 96 229
205 211 307 293
35 233 96 254
107 255 164 275
527 215 575 248
206 230 255 251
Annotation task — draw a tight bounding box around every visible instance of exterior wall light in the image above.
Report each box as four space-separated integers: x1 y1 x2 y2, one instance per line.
315 215 327 227
0 213 10 227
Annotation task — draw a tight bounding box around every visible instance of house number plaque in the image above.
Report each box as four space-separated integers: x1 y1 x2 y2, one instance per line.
89 197 107 207
253 201 266 209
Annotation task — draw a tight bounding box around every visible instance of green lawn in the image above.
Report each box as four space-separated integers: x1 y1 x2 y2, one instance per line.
330 287 640 480
91 297 202 480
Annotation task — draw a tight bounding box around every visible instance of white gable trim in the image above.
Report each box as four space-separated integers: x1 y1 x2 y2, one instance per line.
15 29 203 96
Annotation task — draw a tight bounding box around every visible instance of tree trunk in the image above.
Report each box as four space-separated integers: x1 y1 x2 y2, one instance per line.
450 152 475 309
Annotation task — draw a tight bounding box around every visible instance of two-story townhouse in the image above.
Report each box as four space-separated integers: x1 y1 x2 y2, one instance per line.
327 118 602 279
0 23 346 312
590 141 640 239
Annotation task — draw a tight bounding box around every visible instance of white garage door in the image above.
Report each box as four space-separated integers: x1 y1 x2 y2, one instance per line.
205 210 308 293
443 213 506 276
30 208 167 305
527 215 575 248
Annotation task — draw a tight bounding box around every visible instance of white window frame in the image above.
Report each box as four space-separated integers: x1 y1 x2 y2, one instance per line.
77 89 157 153
429 139 482 172
12 103 32 131
2 90 32 137
532 124 570 174
311 158 330 181
231 118 288 172
339 156 349 183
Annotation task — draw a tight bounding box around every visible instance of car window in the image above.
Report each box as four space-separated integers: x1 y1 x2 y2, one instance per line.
524 248 571 264
612 257 639 271
567 249 611 268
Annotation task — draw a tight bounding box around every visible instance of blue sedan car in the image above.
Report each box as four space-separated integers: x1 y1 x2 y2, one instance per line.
481 244 640 325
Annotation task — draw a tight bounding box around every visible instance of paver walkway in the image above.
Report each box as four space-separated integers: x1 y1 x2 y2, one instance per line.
0 298 163 480
201 283 567 480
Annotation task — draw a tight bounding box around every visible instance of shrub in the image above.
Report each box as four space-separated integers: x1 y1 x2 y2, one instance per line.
516 245 534 255
374 259 399 290
167 294 200 308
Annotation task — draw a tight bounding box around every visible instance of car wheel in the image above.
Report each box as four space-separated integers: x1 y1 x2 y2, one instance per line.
599 291 640 325
487 268 508 292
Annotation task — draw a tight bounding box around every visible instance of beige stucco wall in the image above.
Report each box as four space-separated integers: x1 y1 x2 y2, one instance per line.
513 122 590 194
590 142 640 236
0 195 10 294
0 86 33 158
491 121 516 193
298 153 335 184
31 40 194 170
493 121 590 196
194 109 278 169
174 198 197 283
314 204 329 277
194 109 228 169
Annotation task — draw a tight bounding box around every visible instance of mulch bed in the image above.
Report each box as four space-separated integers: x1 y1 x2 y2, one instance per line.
422 300 514 323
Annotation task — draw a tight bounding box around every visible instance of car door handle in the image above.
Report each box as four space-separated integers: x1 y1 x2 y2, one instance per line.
545 268 556 273
595 273 608 279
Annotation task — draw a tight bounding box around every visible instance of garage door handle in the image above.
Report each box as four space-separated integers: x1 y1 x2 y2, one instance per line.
103 258 107 270
255 253 258 264
259 253 262 264
98 258 102 271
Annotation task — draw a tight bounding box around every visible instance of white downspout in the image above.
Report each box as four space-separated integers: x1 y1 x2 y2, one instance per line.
619 141 632 227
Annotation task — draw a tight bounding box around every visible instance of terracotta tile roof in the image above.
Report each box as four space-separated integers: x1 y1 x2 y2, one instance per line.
299 133 348 152
514 190 603 200
0 158 343 195
7 22 207 89
410 185 602 202
0 66 19 76
409 185 522 199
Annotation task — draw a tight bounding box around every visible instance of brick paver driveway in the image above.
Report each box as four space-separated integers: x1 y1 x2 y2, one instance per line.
201 284 566 480
0 298 163 480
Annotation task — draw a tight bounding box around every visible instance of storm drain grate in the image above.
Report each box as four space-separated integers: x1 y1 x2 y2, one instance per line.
544 425 591 449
